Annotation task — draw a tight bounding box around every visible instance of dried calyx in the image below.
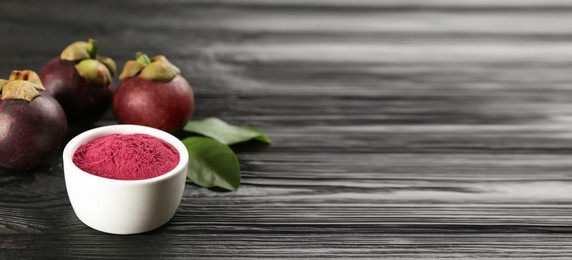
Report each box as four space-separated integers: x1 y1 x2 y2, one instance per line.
0 70 46 102
60 38 116 85
119 52 181 82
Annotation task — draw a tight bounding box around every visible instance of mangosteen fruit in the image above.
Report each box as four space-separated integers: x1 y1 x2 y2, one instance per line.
113 52 195 133
39 39 116 125
0 70 68 170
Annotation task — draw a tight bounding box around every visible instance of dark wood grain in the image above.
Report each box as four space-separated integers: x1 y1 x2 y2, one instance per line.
2 0 572 258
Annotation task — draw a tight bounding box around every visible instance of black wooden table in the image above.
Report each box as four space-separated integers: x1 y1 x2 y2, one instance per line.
2 0 572 258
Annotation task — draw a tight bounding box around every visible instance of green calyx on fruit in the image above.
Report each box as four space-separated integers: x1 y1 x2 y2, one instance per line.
119 52 181 82
75 59 113 86
60 38 116 85
0 70 46 102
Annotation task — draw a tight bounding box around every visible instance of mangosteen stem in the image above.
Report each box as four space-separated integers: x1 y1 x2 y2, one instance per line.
87 39 98 59
136 52 151 65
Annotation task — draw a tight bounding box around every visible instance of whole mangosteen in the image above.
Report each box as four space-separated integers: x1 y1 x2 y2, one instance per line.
113 52 195 133
39 39 116 125
0 70 68 170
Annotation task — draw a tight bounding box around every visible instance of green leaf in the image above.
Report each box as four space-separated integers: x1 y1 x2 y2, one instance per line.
183 117 271 145
243 126 272 143
182 137 241 191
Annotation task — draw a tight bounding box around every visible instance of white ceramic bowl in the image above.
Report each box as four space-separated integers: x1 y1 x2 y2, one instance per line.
63 124 188 235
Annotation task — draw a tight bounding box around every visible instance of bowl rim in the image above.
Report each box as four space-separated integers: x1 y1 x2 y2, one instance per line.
63 124 189 185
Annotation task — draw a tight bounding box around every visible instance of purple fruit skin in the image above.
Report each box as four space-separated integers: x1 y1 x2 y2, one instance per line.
0 94 68 170
39 58 112 125
113 75 195 133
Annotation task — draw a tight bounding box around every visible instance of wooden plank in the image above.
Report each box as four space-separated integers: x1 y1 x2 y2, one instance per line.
1 0 572 258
